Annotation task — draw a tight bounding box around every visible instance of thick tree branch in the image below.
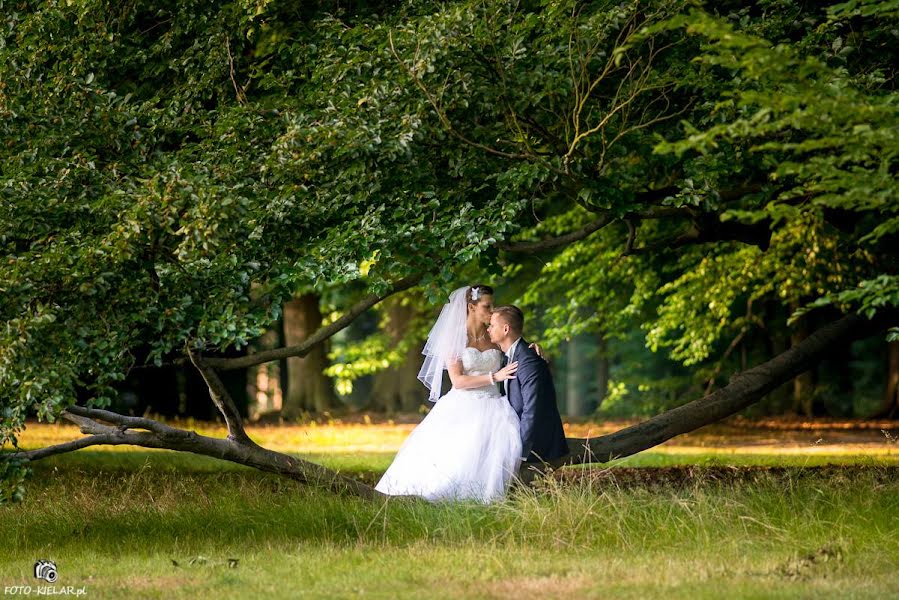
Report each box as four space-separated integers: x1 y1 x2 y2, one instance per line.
498 214 616 253
548 310 897 470
628 213 773 256
496 187 683 254
501 183 774 255
67 405 173 435
14 406 378 498
203 275 422 370
681 213 773 250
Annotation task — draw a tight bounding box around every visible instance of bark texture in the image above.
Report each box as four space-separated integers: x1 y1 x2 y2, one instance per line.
790 309 818 417
595 332 610 410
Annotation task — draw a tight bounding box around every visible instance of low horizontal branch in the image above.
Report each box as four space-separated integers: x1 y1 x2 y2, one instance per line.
66 405 177 436
14 406 378 499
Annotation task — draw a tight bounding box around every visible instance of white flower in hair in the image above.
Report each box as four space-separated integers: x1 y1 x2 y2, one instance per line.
470 286 481 301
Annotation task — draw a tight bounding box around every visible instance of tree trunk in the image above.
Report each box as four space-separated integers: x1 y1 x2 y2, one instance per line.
595 331 609 410
371 299 425 413
565 337 582 416
247 322 284 420
760 301 792 413
281 293 336 416
874 341 899 418
790 308 818 417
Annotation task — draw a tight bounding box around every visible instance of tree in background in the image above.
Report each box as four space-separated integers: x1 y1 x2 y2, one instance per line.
282 292 336 416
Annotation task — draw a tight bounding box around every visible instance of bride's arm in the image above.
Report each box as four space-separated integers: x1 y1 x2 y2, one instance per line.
528 342 548 362
447 359 517 389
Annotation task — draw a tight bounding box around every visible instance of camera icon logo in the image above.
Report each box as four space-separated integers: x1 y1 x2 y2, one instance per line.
34 559 57 583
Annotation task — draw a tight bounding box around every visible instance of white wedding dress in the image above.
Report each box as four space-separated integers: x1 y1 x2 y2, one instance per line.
375 348 522 503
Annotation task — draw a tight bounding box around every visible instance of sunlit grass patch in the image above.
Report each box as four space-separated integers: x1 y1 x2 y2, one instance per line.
10 418 899 459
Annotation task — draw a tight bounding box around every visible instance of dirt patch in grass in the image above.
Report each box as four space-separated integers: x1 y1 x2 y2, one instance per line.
480 574 593 599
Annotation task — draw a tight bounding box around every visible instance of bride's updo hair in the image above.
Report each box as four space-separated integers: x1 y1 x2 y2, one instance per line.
466 284 494 306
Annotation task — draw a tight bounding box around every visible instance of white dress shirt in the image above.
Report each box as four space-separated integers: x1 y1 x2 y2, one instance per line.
505 337 522 363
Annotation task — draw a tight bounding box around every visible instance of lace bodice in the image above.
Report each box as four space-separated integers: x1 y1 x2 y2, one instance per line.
458 347 503 398
461 347 502 375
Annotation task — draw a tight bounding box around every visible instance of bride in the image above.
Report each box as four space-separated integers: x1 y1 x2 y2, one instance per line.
375 284 523 503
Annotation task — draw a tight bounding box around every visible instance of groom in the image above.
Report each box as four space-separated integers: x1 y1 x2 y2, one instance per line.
488 305 569 465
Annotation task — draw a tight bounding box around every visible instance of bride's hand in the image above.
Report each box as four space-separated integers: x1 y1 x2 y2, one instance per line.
529 343 548 363
493 361 518 382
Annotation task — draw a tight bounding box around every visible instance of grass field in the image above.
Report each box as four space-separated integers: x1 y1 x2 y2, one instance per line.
2 418 898 599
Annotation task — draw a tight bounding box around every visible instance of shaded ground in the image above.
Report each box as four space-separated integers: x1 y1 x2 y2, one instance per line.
660 416 899 446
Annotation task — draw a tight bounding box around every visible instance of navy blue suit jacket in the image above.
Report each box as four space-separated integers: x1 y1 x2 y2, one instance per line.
503 339 569 463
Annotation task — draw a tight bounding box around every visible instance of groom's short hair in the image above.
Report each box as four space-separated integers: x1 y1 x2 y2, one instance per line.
493 305 524 334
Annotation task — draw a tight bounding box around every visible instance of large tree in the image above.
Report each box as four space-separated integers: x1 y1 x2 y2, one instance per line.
2 0 896 500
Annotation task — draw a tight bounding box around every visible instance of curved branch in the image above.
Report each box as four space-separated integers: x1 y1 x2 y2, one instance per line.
623 218 636 254
65 405 174 435
225 36 247 105
203 275 422 370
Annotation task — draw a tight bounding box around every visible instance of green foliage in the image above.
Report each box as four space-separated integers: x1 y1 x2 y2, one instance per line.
517 208 661 347
0 455 30 505
648 213 873 365
498 1 898 413
647 5 899 325
792 275 899 327
1 0 697 435
2 0 896 452
0 0 535 441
